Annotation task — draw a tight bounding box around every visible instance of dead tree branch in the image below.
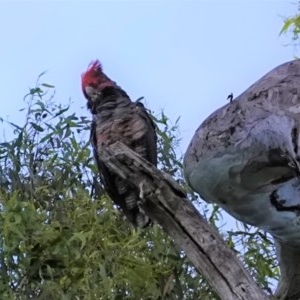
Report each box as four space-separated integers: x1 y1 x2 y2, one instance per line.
99 142 269 300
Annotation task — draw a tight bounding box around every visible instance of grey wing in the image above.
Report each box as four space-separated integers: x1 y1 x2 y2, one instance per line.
90 120 119 201
134 101 158 166
90 119 149 227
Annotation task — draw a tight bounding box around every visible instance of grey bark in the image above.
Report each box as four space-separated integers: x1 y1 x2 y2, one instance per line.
184 60 300 299
99 142 268 300
275 241 300 299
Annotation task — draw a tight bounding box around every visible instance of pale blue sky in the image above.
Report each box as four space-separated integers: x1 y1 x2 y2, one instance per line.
0 0 296 153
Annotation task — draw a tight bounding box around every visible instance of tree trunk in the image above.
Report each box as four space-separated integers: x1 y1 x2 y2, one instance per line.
274 240 300 300
183 59 300 299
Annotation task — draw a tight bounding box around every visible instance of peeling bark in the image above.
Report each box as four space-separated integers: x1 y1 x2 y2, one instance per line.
184 60 300 299
99 142 268 300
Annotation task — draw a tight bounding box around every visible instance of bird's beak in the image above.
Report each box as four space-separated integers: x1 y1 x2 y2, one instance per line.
85 86 97 101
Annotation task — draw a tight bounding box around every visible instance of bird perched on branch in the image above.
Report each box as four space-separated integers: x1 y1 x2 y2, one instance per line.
81 60 157 228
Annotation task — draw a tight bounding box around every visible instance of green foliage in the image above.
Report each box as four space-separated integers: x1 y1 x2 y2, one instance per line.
227 225 278 294
280 1 300 54
0 80 219 299
280 5 300 40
